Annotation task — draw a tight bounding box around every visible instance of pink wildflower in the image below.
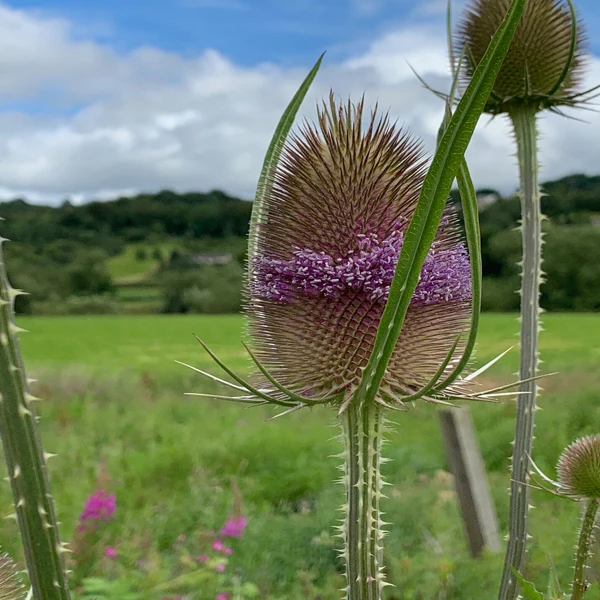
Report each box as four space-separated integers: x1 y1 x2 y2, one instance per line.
197 554 208 563
224 547 233 555
215 564 226 573
216 594 230 600
80 490 116 521
104 546 117 560
212 540 224 551
219 516 247 538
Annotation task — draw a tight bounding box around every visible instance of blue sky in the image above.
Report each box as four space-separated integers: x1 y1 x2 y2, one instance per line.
17 0 599 67
0 0 598 202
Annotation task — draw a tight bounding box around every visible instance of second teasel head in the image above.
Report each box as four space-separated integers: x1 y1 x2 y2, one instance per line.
455 0 588 114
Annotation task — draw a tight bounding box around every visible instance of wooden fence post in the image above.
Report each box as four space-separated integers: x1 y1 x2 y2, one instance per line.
438 407 501 557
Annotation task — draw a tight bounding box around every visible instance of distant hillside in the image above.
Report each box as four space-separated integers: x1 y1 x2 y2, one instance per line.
1 173 599 246
0 189 252 251
0 175 599 315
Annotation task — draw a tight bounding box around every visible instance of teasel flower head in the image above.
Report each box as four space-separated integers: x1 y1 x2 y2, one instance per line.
243 94 474 412
455 0 592 115
557 434 600 500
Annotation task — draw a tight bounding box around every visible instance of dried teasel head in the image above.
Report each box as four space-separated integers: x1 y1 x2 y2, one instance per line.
455 0 589 114
557 434 600 500
246 94 473 411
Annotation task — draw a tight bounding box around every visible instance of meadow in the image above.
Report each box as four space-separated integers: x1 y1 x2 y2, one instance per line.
1 313 600 599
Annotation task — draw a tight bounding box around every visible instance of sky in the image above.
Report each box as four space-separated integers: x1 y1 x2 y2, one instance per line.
0 0 599 204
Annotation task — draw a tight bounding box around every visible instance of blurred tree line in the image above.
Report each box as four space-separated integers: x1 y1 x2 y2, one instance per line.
0 174 599 315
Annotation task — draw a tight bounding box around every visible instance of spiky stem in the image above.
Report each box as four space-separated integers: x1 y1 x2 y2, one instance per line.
340 400 387 600
0 235 71 600
571 499 599 600
498 107 542 600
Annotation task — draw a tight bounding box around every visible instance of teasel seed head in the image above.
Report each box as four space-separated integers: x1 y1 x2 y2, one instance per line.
246 94 472 409
557 434 600 500
455 0 589 114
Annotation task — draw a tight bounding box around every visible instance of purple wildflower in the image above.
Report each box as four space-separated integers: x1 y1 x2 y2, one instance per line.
219 517 247 538
104 546 117 560
246 95 473 404
216 594 231 600
213 540 224 552
197 554 208 563
80 490 116 522
215 563 226 573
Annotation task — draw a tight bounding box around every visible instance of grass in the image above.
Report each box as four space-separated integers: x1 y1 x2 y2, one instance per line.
17 312 600 376
2 312 600 599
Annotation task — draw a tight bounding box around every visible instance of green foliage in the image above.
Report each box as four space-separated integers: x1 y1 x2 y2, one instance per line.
38 295 120 316
511 569 544 600
134 248 147 261
0 190 251 248
159 262 243 314
68 254 114 296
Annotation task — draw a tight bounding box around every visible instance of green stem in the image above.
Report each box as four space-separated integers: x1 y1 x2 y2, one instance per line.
0 237 71 600
498 107 542 600
571 499 599 600
341 400 386 600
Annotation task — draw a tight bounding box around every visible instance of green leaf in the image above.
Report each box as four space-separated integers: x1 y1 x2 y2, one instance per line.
511 567 544 600
355 0 526 405
247 53 325 271
546 556 566 599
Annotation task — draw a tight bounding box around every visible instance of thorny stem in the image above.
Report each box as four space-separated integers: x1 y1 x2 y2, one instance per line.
571 498 599 600
0 236 71 600
498 107 542 600
341 400 386 600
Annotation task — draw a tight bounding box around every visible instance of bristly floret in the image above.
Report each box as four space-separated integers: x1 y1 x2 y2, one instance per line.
455 0 589 114
246 94 473 405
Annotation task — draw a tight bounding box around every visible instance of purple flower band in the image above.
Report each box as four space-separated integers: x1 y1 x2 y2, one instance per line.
252 230 471 306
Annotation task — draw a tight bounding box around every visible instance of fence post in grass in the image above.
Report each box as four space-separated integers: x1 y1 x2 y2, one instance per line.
438 407 501 558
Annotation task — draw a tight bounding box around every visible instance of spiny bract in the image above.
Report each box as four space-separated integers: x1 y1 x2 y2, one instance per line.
246 95 472 410
455 0 588 114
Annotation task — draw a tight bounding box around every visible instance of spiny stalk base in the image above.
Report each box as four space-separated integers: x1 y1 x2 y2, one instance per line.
338 399 389 600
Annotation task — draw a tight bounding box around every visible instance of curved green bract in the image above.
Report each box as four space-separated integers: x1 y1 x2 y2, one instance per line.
547 0 578 97
355 0 525 407
436 160 481 391
247 53 325 273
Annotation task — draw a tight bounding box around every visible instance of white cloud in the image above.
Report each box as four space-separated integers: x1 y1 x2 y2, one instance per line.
0 4 598 204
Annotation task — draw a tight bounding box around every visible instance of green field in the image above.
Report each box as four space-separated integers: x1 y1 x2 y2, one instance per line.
17 312 600 376
3 313 600 599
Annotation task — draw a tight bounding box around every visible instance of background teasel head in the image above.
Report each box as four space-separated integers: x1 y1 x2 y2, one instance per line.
0 550 24 600
454 0 589 114
245 94 474 413
557 434 600 500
